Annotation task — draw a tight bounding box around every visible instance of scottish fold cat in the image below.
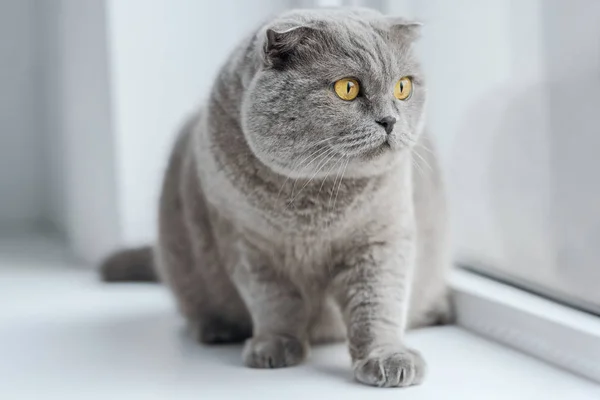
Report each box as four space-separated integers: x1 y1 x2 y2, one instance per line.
101 8 451 388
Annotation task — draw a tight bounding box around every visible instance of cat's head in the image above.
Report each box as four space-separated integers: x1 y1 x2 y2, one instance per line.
241 9 426 179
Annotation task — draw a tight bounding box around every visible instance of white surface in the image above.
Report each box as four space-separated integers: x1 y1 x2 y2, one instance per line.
453 269 600 383
1 238 598 400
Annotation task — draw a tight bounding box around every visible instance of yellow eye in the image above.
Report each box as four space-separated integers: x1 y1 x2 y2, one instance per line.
334 78 360 101
394 77 413 100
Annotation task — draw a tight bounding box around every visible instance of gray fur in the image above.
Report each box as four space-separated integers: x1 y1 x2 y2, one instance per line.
100 246 157 282
101 8 451 388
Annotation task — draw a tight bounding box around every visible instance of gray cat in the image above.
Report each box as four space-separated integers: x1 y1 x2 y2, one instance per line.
100 8 452 388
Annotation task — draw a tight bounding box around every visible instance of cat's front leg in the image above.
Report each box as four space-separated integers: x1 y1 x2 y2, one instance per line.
231 240 309 369
333 236 426 388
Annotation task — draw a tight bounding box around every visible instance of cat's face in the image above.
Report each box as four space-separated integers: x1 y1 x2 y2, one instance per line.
242 10 426 179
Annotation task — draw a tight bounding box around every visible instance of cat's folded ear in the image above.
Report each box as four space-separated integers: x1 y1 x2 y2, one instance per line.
385 18 423 43
262 25 318 69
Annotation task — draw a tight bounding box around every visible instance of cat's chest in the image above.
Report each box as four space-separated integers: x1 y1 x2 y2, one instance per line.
254 177 384 237
279 236 338 279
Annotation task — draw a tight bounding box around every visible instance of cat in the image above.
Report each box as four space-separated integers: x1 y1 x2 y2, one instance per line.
100 7 452 388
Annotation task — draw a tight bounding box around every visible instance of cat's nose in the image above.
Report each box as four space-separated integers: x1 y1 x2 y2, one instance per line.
376 116 396 135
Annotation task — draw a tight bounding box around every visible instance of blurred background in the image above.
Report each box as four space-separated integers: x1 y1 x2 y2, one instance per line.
2 0 598 312
1 0 599 394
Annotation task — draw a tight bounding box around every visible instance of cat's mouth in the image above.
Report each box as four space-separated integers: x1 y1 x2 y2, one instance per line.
354 139 391 161
331 132 396 163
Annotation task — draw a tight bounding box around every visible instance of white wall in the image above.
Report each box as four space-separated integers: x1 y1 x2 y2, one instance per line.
403 0 600 308
36 0 64 233
0 0 42 228
2 0 296 261
105 0 293 247
384 0 546 268
54 0 121 263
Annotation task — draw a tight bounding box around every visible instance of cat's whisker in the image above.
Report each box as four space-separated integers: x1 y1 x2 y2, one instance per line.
411 149 433 172
286 147 337 210
341 143 381 159
312 136 337 146
397 136 433 174
275 140 338 204
329 156 346 209
332 158 349 211
290 146 333 197
417 143 434 155
294 145 332 174
324 155 346 258
400 135 435 155
411 159 425 178
337 132 373 144
302 147 337 172
317 158 339 197
291 149 339 202
338 137 374 152
276 175 292 203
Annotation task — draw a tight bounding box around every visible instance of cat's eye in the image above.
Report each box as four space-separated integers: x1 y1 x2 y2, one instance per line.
394 77 413 101
334 78 360 101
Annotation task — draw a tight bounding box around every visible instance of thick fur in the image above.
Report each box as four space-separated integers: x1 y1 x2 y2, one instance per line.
101 8 452 388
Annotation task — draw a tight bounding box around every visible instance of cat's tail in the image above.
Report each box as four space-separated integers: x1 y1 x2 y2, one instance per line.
99 246 158 283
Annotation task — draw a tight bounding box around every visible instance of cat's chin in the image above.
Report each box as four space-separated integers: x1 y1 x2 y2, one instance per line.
343 159 401 178
259 143 403 180
267 159 394 181
346 143 404 172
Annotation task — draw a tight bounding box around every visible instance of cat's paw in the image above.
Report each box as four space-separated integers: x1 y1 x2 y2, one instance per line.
242 334 307 368
353 348 426 388
195 316 251 344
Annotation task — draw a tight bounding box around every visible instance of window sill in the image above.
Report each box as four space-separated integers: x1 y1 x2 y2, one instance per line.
452 268 600 383
0 236 599 399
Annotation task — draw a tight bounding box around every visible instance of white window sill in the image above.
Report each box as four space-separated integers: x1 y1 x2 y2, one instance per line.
1 234 599 399
452 268 600 383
